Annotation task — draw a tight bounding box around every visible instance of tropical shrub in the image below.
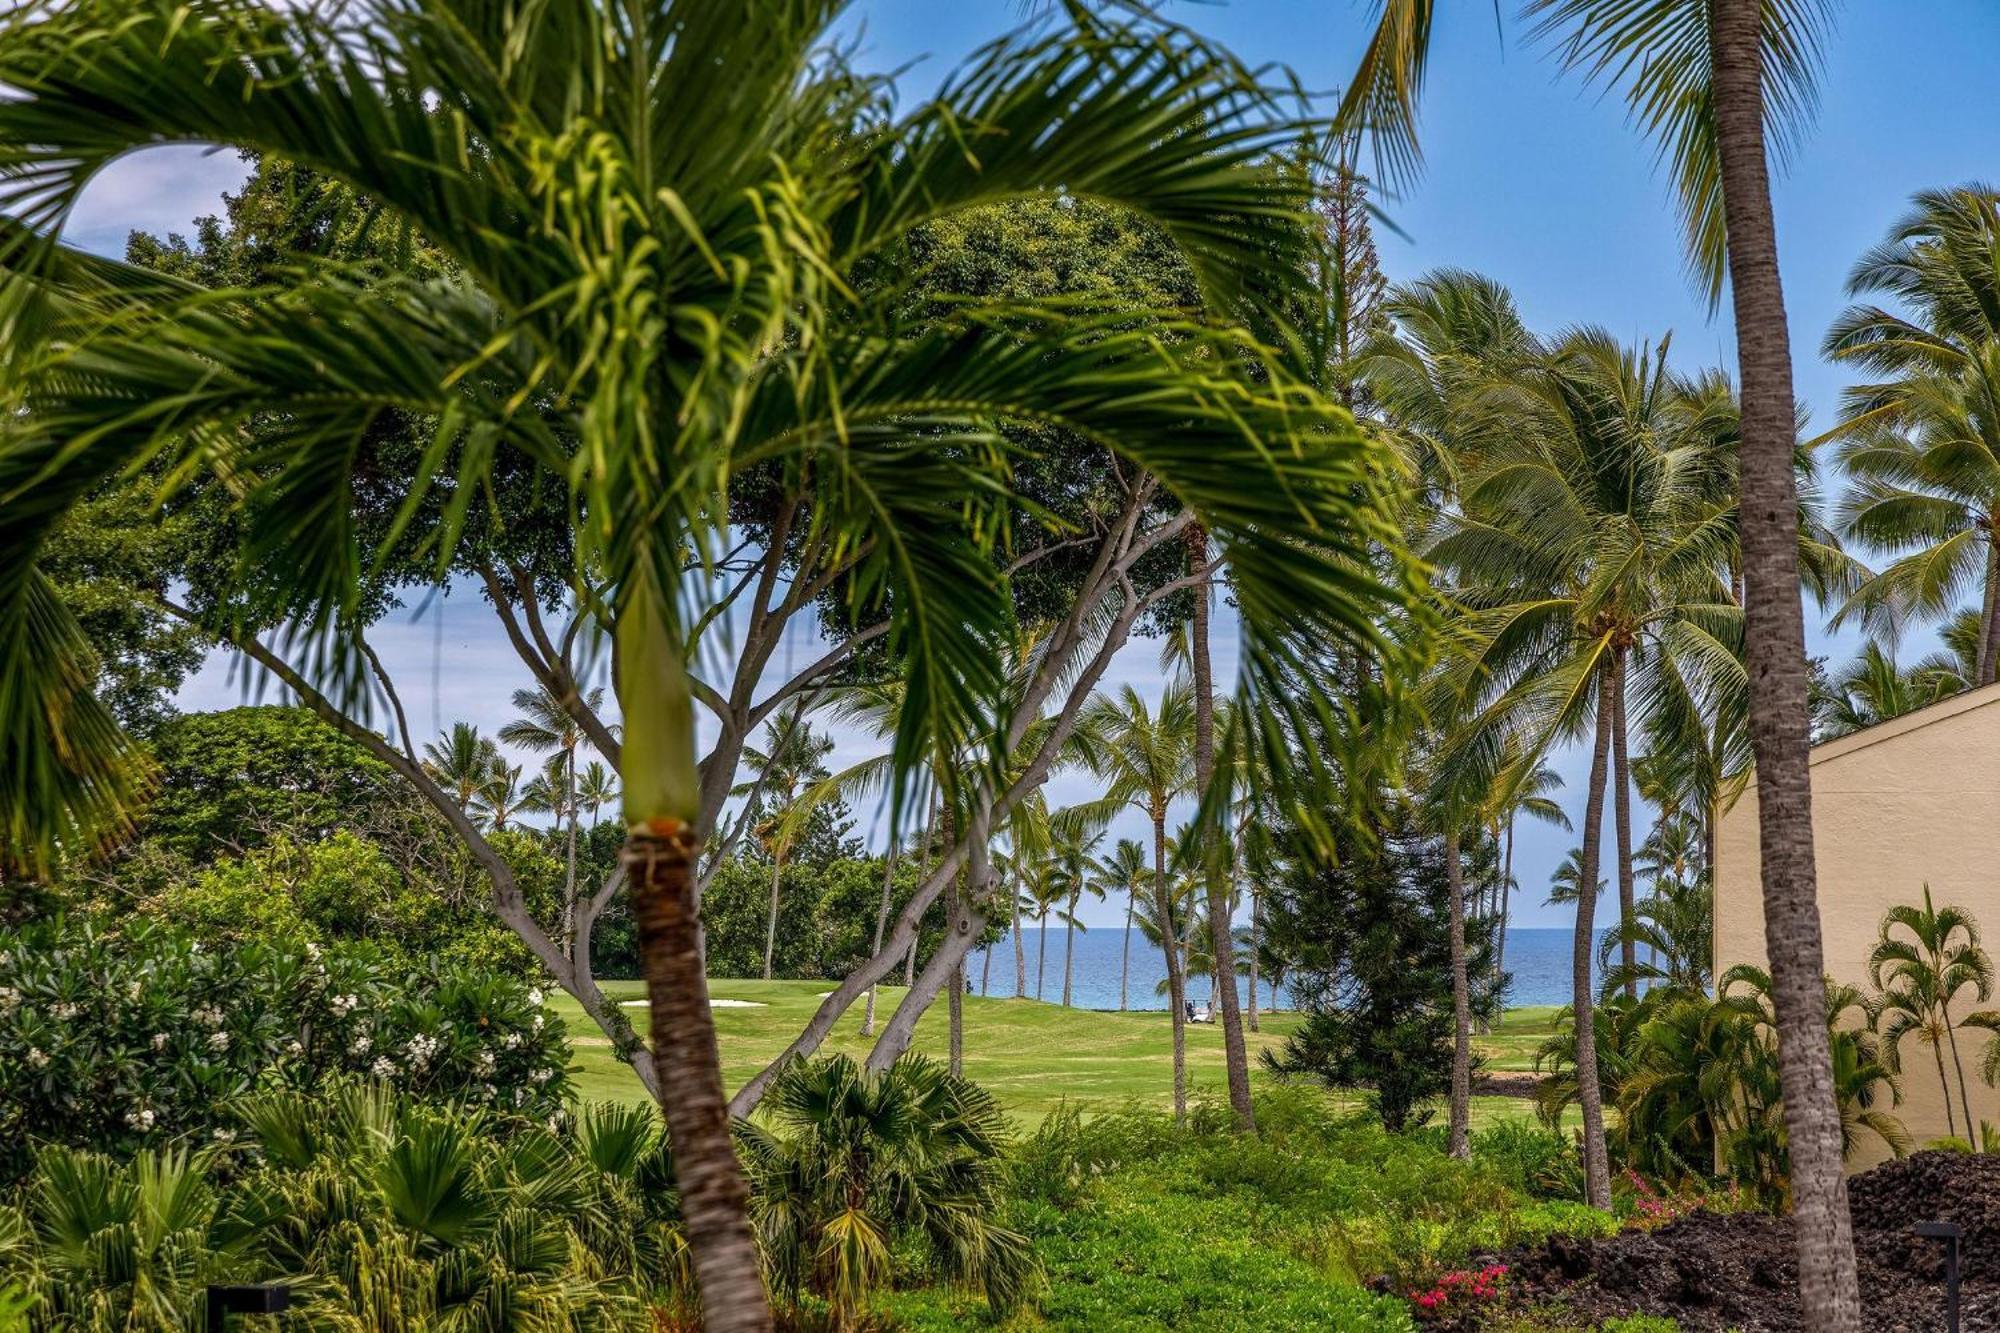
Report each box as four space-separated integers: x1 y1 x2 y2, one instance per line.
0 1085 687 1330
740 1054 1036 1325
0 918 569 1177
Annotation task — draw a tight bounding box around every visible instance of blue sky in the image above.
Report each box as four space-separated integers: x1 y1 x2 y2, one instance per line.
65 2 2000 928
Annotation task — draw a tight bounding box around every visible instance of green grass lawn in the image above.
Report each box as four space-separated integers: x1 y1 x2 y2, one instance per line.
551 980 1558 1128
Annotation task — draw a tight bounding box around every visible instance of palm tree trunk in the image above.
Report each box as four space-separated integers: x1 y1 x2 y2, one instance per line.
1062 889 1079 1007
1612 649 1638 1001
1013 889 1027 998
980 938 992 997
1246 859 1261 1034
761 850 784 982
1712 0 1863 1320
1036 913 1048 1002
1573 669 1617 1211
1943 1006 1978 1139
1445 827 1472 1159
626 826 770 1332
948 857 963 1077
860 841 899 1037
1497 814 1515 986
904 788 938 989
563 748 579 958
1120 885 1134 1011
1186 522 1253 1132
1933 1036 1959 1140
1155 810 1189 1123
1980 525 2000 686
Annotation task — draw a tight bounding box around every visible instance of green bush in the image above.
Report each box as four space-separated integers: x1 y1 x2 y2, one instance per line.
0 1085 688 1330
0 918 569 1177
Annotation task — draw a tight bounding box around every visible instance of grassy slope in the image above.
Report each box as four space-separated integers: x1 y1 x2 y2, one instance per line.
552 980 1559 1127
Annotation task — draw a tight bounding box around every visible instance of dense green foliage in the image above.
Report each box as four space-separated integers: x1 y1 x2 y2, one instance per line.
0 919 569 1179
1265 809 1503 1132
0 1085 684 1330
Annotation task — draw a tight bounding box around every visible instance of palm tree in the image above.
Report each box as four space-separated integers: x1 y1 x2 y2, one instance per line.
735 1054 1037 1326
1050 824 1106 1009
1489 753 1570 987
1811 641 1962 739
576 761 619 828
1096 838 1151 1012
1826 186 2000 681
472 761 526 833
1870 886 1994 1139
1080 683 1196 1120
733 703 835 982
1599 876 1714 998
421 722 501 816
0 3 1422 1317
1336 1 1864 1316
503 684 605 960
1544 847 1605 909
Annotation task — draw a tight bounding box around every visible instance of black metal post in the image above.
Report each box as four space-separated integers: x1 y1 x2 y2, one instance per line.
1917 1220 1962 1333
205 1284 290 1332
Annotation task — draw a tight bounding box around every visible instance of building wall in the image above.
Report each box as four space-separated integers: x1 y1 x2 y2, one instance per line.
1714 681 2000 1170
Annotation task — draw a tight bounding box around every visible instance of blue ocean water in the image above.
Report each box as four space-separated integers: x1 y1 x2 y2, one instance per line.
971 926 1597 1011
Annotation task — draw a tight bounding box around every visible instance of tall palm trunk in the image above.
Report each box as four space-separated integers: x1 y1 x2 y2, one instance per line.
980 938 992 997
1013 889 1028 998
1942 1001 1977 1135
1187 523 1254 1131
1154 809 1189 1122
1712 0 1862 1320
1445 827 1471 1158
761 849 785 981
1035 913 1048 1001
943 805 962 1076
1573 669 1616 1210
1931 1031 1959 1140
562 748 579 957
1980 526 2000 686
904 788 938 989
1496 814 1515 987
1119 885 1134 1011
860 841 898 1037
620 599 769 1332
627 826 770 1332
1061 888 1079 1007
1612 649 1638 1001
1246 852 1261 1034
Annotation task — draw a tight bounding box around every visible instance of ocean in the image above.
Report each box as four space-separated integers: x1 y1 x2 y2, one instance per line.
970 926 1599 1011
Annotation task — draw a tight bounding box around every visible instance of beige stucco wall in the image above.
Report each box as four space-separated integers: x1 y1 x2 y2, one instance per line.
1714 681 2000 1169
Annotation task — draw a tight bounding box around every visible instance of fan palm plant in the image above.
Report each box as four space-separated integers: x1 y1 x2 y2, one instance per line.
1869 886 1994 1140
1332 0 1864 1314
738 1054 1034 1327
1078 683 1197 1119
0 3 1417 1319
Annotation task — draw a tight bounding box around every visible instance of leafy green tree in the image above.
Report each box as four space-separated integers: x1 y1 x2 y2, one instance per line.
1870 886 1993 1140
1265 805 1500 1135
0 4 1415 1316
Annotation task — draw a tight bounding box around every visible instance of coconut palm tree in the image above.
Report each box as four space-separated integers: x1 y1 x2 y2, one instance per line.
1335 0 1863 1314
1826 186 2000 681
1050 824 1106 1010
576 761 619 828
0 2 1411 1316
1096 838 1151 1012
733 703 836 982
1811 640 1963 739
420 722 501 817
472 761 526 833
1870 886 1994 1139
1079 683 1197 1119
503 684 605 960
1599 877 1714 998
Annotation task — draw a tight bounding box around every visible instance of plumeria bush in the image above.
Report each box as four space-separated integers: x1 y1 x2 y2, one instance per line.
0 917 569 1177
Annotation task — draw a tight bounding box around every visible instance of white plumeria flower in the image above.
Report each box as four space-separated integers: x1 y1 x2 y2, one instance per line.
0 986 18 1016
527 987 544 1006
151 1032 170 1052
207 1031 232 1052
25 1048 48 1070
51 1002 79 1021
213 1128 237 1143
330 993 360 1017
125 1107 156 1131
352 1035 373 1056
285 1040 304 1057
370 1056 396 1079
503 1032 522 1050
